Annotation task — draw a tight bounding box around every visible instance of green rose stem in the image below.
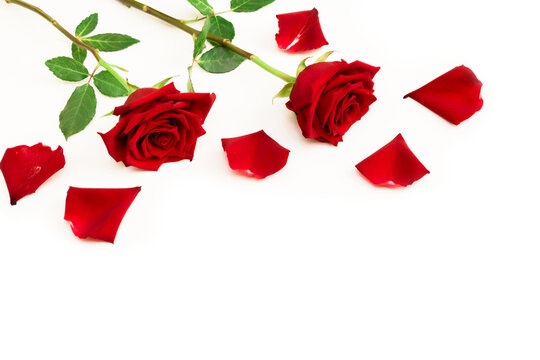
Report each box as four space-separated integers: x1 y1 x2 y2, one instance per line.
117 0 297 83
5 0 132 93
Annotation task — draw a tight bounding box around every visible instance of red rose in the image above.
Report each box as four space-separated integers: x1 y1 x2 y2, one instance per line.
286 60 379 145
100 83 216 171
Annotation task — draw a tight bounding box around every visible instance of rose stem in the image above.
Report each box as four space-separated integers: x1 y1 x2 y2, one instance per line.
117 0 297 84
5 0 133 93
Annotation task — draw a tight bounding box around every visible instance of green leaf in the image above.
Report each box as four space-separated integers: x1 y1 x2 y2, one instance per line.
59 84 97 139
198 47 246 73
272 83 293 103
187 0 214 16
82 33 139 52
152 76 175 89
314 51 334 64
208 16 235 46
193 18 211 59
93 71 129 97
187 66 195 93
126 81 139 94
231 0 274 12
75 13 98 37
296 56 311 76
45 56 89 82
71 44 87 64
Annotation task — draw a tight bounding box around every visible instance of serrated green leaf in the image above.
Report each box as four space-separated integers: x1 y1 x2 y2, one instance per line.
187 0 214 15
59 84 97 139
272 83 294 103
231 0 274 12
152 76 175 89
208 16 235 46
193 18 211 59
187 66 195 93
198 47 246 73
296 56 311 76
314 51 334 64
75 13 98 37
93 71 129 97
71 44 87 64
45 56 89 82
82 33 139 52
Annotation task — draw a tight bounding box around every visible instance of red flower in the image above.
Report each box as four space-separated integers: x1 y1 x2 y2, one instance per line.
356 134 429 187
221 130 290 179
100 83 216 171
64 187 141 243
404 65 483 125
287 60 379 145
275 8 328 52
0 143 65 205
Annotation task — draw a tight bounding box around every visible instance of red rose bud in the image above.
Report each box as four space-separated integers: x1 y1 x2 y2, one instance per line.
356 134 429 187
286 60 380 145
404 65 483 125
64 186 141 244
0 143 65 205
221 130 290 179
275 8 329 52
99 83 216 171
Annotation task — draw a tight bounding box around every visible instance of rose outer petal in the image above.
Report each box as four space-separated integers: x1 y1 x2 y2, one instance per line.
356 134 429 187
275 8 329 52
404 65 484 125
64 186 141 243
221 130 290 179
0 143 65 205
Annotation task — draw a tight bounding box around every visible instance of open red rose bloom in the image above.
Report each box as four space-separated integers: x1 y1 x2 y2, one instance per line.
275 8 328 52
100 83 216 171
356 134 429 187
404 65 483 125
0 143 65 205
64 186 141 243
287 60 379 145
221 130 290 179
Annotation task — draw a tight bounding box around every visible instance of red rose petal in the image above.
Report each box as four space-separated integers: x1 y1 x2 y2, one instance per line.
221 130 290 179
0 143 65 205
356 134 429 187
275 8 329 52
64 186 141 243
404 65 483 125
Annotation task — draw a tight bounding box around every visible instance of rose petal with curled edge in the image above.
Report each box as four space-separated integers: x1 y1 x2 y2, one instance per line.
0 143 65 205
404 65 483 125
64 186 141 243
275 8 329 52
356 134 429 187
221 130 290 179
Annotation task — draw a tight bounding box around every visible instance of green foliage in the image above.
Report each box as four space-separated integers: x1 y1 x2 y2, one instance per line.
82 33 139 52
59 84 97 139
208 16 235 46
193 18 211 59
45 56 89 82
296 51 335 76
296 57 311 76
272 82 294 102
231 0 274 12
198 47 246 73
71 44 87 64
187 0 214 16
187 66 195 93
314 51 334 64
75 13 98 37
93 71 129 97
152 76 175 89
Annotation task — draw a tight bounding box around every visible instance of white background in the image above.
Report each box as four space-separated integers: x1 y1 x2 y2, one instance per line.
1 0 539 359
